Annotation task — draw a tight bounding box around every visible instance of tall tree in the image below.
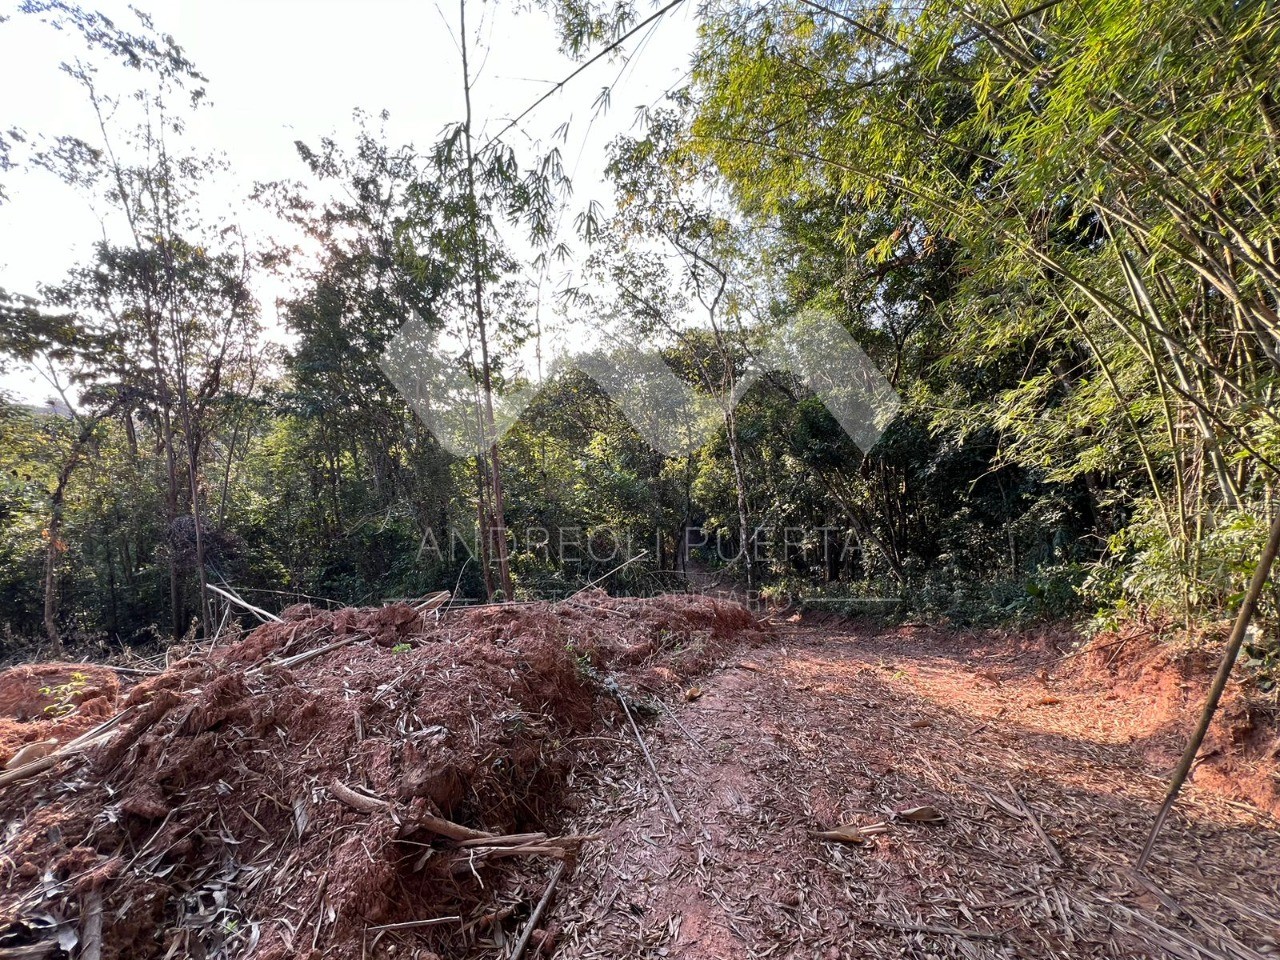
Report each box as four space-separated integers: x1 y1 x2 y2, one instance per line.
26 1 260 638
417 0 570 600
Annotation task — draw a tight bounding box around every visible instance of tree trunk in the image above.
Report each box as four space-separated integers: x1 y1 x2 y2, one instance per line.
179 403 212 639
723 406 754 587
818 471 907 586
42 407 117 651
153 361 184 640
43 484 66 653
475 453 496 601
459 0 514 600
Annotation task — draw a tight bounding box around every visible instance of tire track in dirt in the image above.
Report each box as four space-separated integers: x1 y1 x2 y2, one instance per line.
550 624 1280 960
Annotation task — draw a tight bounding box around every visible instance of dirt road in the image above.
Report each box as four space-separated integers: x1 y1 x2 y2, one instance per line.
546 620 1280 960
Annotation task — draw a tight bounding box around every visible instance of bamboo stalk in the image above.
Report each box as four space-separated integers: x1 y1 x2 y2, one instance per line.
509 862 566 960
614 686 683 825
207 582 281 623
1138 509 1280 869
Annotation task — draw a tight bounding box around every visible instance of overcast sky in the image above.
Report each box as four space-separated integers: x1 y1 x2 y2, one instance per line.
0 0 699 403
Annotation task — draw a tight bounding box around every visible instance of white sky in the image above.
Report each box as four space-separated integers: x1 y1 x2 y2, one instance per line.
0 0 699 403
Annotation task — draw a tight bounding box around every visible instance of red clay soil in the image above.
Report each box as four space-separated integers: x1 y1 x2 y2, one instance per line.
1074 617 1280 817
0 592 761 960
0 663 119 765
549 616 1280 960
2 603 1278 960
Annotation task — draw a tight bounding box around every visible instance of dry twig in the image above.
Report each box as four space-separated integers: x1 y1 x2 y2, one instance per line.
0 707 135 790
509 862 567 960
1010 787 1065 866
80 889 103 960
207 582 282 623
613 684 682 825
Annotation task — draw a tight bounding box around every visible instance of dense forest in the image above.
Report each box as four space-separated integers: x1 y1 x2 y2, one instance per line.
1 0 1277 662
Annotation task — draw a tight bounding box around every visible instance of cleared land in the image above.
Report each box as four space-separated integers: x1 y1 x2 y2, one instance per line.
0 600 1276 960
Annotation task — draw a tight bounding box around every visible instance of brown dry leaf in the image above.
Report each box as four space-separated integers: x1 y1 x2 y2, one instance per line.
737 661 763 672
895 805 946 825
810 824 870 844
683 687 703 702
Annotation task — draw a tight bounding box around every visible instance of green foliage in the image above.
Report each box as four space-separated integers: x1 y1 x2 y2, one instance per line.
39 670 89 718
685 0 1280 626
3 0 1279 648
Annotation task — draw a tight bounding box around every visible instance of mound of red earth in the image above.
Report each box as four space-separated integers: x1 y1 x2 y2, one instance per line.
0 591 762 960
0 663 120 766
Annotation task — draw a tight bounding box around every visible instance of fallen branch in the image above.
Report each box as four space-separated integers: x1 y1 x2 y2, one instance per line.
207 582 282 624
330 781 388 814
612 681 683 826
570 550 649 598
413 590 451 614
448 834 592 877
4 739 57 770
80 889 103 960
367 916 460 932
509 862 566 960
1138 509 1280 870
458 841 573 861
0 707 135 790
270 634 363 670
105 663 161 676
456 832 547 848
811 821 890 844
412 811 497 843
329 783 505 846
658 699 702 748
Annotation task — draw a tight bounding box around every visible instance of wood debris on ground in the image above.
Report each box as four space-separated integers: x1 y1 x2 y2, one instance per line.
1 605 1277 959
0 591 761 959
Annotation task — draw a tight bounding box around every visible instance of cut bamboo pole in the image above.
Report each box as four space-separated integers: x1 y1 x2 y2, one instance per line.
509 862 566 960
1138 509 1280 869
613 685 683 826
207 582 281 623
